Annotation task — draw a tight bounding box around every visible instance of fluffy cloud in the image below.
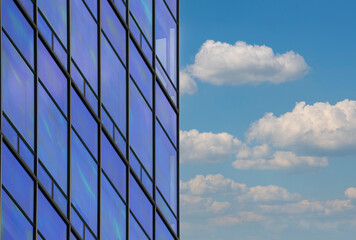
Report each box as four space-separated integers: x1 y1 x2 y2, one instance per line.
209 212 265 226
188 40 309 85
237 185 301 202
180 70 197 95
260 199 353 215
181 174 247 195
247 99 356 155
181 194 230 214
345 187 356 199
180 129 243 164
233 150 328 171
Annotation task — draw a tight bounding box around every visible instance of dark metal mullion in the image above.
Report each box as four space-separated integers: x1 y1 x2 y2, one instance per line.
101 103 126 142
81 0 97 23
176 0 180 238
97 0 102 237
129 11 153 50
38 160 67 198
0 0 2 219
67 0 72 237
34 0 39 238
155 71 179 114
71 127 97 163
12 0 36 29
125 0 130 239
101 126 127 165
71 59 98 99
153 0 157 238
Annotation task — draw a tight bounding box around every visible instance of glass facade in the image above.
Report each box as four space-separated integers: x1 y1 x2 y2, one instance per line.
0 0 179 239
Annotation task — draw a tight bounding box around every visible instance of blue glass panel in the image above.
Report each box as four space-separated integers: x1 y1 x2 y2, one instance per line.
130 174 153 238
156 83 177 146
130 150 141 179
102 0 126 63
102 132 126 199
19 138 34 171
101 174 126 240
38 163 53 196
156 61 176 105
38 190 67 240
130 214 149 240
130 41 152 105
38 85 67 192
1 190 33 240
165 0 176 19
2 33 34 148
130 80 152 176
85 0 97 18
108 0 126 20
157 191 177 233
53 184 67 214
156 213 175 240
85 228 96 240
38 39 67 114
130 0 152 43
71 232 78 240
115 129 126 158
72 88 98 158
156 122 177 214
71 0 98 94
19 0 34 19
71 130 98 235
2 116 19 153
101 34 126 135
38 0 67 46
2 0 34 67
2 143 34 218
156 0 177 86
142 168 153 196
71 207 84 238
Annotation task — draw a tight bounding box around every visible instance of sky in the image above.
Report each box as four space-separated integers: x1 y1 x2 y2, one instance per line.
178 0 356 239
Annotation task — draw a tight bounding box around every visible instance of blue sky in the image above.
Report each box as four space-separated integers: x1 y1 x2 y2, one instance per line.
179 0 356 239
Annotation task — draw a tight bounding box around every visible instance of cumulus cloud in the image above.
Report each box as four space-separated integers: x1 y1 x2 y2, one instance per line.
345 188 356 199
247 99 356 155
237 185 301 202
180 129 244 164
260 199 354 215
180 70 197 95
209 212 265 226
181 194 230 214
187 40 309 86
181 174 247 195
233 150 328 171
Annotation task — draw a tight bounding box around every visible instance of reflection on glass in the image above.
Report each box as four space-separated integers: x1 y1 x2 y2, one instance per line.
130 0 152 43
71 0 98 93
2 0 34 67
2 33 34 148
71 130 98 235
1 190 33 240
38 190 66 240
101 173 126 240
156 0 177 85
130 80 153 176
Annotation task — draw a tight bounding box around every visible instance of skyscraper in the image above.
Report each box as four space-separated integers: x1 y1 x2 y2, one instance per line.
0 0 179 239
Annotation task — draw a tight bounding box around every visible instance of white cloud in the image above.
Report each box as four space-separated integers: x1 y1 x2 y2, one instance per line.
238 185 301 202
345 187 356 199
233 150 328 171
181 194 230 214
188 40 309 86
247 99 356 155
181 174 247 195
180 129 244 164
180 70 197 95
260 199 353 215
209 212 265 226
